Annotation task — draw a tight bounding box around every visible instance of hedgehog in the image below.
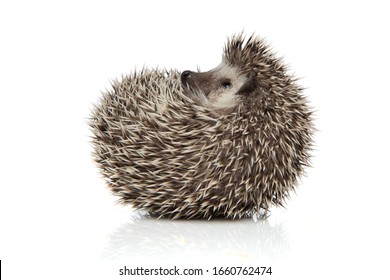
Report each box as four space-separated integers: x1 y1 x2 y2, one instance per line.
90 33 314 219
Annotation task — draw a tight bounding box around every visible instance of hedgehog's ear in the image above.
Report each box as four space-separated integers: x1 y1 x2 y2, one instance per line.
237 73 257 95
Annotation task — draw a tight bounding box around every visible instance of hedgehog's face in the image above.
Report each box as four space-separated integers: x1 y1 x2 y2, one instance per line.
181 61 256 110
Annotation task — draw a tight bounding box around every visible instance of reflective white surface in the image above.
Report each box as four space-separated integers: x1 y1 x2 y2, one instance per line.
102 212 289 261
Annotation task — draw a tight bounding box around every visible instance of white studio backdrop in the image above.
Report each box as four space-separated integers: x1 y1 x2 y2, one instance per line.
0 0 389 279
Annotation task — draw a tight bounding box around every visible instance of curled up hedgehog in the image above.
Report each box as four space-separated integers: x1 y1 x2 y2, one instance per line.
90 34 314 219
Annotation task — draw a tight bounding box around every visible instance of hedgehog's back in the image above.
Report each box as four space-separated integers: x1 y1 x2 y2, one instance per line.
90 68 313 219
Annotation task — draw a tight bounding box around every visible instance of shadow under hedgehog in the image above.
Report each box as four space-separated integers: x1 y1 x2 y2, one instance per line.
90 33 314 219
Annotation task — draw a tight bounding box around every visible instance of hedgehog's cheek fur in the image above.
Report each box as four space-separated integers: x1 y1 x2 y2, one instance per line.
181 61 251 109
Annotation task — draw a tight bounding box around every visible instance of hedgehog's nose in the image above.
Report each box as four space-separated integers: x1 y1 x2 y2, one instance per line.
181 70 192 84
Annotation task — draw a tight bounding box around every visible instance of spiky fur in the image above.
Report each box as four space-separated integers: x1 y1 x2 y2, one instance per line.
89 34 314 219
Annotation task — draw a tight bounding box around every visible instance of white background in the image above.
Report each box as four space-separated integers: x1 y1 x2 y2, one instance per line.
1 0 389 279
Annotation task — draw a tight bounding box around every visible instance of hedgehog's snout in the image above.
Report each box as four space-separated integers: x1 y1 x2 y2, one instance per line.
181 70 193 85
181 70 210 94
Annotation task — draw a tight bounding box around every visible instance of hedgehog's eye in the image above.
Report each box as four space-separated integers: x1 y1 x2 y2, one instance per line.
221 80 232 89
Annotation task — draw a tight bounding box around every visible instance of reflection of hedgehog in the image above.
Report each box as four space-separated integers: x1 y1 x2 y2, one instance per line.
103 214 288 260
90 33 314 219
